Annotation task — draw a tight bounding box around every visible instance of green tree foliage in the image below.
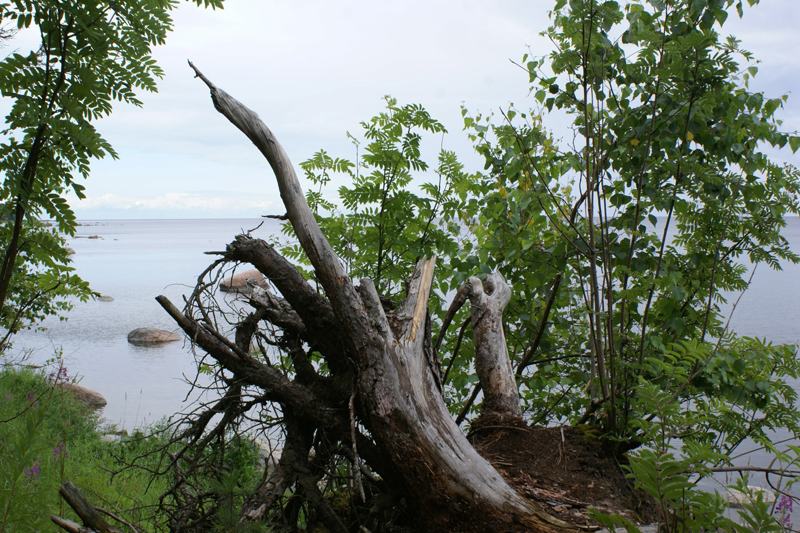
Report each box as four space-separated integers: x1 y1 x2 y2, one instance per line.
0 0 224 351
0 217 89 351
281 97 470 300
289 0 800 479
453 0 800 436
449 0 800 525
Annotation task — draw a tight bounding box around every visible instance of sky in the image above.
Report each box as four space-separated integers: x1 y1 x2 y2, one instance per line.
6 0 800 220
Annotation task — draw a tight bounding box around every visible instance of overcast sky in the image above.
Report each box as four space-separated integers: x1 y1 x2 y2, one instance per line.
9 0 800 220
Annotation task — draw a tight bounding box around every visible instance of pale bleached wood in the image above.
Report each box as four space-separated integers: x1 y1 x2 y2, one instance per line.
188 62 371 359
50 515 87 533
466 273 523 420
365 258 573 529
188 64 578 532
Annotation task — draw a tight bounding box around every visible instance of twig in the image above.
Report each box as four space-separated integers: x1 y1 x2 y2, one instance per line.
466 425 531 439
710 466 800 476
433 282 469 357
455 384 482 425
576 395 609 426
532 388 572 426
96 507 139 533
441 317 470 384
516 274 563 376
349 392 365 502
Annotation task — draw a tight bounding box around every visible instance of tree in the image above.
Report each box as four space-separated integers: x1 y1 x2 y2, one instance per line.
0 0 224 352
156 63 574 533
0 216 89 352
153 0 800 531
452 0 800 441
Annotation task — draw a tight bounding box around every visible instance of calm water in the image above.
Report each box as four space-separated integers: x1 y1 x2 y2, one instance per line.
9 218 800 449
721 217 800 345
10 218 282 429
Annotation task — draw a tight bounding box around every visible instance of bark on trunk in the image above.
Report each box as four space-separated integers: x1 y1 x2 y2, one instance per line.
178 62 578 532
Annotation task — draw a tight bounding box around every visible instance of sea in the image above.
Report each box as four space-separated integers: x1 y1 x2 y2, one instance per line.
9 218 284 429
7 217 800 494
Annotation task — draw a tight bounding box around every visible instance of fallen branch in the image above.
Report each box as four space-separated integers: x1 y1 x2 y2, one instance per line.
710 466 800 477
51 482 125 533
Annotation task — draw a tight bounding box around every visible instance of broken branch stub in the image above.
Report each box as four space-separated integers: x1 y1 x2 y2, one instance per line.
466 273 523 421
51 482 124 533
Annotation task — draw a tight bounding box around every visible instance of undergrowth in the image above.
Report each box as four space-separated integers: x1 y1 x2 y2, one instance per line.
0 365 170 532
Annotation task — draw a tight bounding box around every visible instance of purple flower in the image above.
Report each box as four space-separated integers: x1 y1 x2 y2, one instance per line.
27 392 34 401
48 364 68 384
52 443 68 461
24 465 38 477
777 495 793 512
24 463 40 487
777 495 794 529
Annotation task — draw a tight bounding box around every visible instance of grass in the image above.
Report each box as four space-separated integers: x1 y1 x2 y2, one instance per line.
0 365 171 532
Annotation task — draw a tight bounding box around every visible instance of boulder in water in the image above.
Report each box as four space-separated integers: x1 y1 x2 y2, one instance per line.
127 327 181 346
220 269 268 293
98 295 114 302
724 486 776 508
66 247 76 255
88 234 100 239
56 382 107 409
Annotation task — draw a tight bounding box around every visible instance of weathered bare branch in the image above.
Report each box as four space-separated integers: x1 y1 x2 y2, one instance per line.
189 63 373 363
239 464 294 523
248 286 305 334
186 66 580 532
516 274 563 376
51 482 123 533
433 282 470 358
224 235 351 373
156 295 344 430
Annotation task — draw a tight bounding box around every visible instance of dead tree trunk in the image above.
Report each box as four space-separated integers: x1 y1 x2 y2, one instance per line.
155 62 579 532
442 273 524 424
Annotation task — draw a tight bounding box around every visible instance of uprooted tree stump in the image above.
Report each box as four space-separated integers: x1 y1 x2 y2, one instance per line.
152 62 589 533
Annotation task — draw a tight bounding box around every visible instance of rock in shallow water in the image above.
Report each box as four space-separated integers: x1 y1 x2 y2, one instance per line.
724 486 776 508
127 327 181 346
98 295 114 302
219 269 268 293
57 382 107 409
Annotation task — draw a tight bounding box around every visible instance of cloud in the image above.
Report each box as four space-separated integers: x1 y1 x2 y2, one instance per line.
6 0 799 220
73 192 278 219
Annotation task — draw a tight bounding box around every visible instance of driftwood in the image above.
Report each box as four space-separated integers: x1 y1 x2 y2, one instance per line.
50 482 126 533
151 62 581 532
